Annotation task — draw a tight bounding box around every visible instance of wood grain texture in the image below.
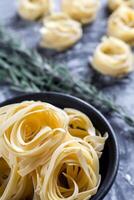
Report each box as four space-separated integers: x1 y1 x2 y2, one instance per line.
0 0 134 199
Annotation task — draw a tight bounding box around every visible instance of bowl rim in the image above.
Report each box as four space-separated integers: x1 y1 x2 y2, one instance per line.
0 92 119 200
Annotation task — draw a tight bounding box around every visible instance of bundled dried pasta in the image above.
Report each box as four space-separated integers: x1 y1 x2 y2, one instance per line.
62 0 100 24
18 0 50 21
40 13 82 50
0 100 107 200
108 0 134 11
91 37 134 77
0 101 68 176
33 140 100 200
108 6 134 46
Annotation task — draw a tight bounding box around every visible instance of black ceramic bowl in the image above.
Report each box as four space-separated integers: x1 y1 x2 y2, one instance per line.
0 92 119 200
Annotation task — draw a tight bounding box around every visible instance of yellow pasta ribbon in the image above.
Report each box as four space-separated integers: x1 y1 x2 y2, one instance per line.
0 144 33 200
64 108 96 138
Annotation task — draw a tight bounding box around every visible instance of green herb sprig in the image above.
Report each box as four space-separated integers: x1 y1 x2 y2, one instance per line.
0 26 134 127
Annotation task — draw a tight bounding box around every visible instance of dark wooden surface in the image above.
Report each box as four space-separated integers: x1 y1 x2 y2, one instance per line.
0 0 134 199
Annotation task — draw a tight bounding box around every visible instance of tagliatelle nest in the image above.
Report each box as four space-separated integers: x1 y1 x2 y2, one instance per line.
18 0 50 21
91 36 134 77
0 101 107 200
0 101 68 176
40 13 83 51
61 0 100 24
33 140 101 200
108 6 134 46
108 0 134 11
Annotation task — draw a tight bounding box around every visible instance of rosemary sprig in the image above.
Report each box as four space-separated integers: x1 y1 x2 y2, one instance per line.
0 26 134 127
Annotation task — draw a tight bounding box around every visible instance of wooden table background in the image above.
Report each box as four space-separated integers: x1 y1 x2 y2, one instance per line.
0 0 134 199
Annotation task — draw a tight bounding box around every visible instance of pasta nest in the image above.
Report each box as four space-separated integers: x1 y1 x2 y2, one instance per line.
108 0 134 11
40 13 82 50
91 37 134 77
18 0 50 20
61 0 100 24
0 101 69 176
0 101 107 200
108 6 134 46
32 140 100 200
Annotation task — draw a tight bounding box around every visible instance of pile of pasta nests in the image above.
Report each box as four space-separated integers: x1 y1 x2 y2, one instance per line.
18 0 134 77
0 101 108 200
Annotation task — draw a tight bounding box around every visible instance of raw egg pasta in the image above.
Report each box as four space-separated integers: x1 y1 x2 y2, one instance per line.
91 36 134 77
33 140 101 200
84 133 108 158
108 0 134 11
0 101 107 200
18 0 50 21
61 0 100 24
108 6 134 46
64 108 96 138
0 101 68 176
40 13 82 51
0 144 33 200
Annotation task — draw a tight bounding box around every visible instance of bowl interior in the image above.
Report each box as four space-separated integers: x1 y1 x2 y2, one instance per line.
0 92 119 200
